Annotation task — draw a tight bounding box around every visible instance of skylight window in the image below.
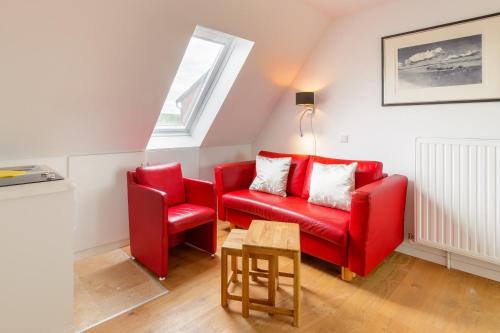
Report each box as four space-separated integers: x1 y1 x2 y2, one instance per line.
154 26 235 136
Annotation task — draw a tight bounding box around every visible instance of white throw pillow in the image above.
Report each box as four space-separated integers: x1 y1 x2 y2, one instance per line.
249 155 292 197
308 162 357 211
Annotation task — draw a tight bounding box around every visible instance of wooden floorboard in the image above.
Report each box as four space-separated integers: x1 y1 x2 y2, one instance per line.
87 221 500 333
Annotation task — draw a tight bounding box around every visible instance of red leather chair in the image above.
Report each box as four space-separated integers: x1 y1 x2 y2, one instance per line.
127 163 216 280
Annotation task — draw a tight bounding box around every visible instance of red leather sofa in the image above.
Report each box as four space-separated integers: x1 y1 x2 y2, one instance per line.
127 163 216 279
215 151 408 280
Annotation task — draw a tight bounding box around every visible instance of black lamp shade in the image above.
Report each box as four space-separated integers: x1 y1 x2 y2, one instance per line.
296 92 314 106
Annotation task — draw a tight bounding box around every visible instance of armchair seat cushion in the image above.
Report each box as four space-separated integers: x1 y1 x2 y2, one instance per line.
222 189 349 247
167 203 215 235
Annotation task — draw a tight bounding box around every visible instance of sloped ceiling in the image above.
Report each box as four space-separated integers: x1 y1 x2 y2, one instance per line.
0 0 329 160
302 0 392 19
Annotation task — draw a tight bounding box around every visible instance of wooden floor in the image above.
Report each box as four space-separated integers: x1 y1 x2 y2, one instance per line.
88 222 500 333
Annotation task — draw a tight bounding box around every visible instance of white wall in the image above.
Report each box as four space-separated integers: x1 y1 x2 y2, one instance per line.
72 145 251 258
1 145 250 258
199 144 253 181
254 0 500 279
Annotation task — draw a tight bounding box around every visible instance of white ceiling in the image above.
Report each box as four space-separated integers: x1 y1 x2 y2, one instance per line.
303 0 391 19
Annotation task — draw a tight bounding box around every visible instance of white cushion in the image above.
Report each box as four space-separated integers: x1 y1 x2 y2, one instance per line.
249 155 291 197
308 162 357 211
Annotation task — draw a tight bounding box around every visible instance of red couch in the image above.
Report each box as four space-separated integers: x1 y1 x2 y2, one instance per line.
215 151 408 280
127 163 216 279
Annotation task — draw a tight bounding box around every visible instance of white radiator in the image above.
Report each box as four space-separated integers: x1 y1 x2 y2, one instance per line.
415 138 500 265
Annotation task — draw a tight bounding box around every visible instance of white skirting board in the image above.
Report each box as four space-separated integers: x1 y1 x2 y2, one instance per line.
397 241 500 282
74 238 130 261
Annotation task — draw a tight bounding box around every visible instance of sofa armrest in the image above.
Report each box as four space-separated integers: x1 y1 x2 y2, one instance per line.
184 177 216 210
214 160 256 220
127 178 169 277
348 174 408 276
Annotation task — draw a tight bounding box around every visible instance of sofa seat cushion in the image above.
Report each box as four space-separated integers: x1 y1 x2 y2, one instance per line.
272 197 349 247
222 189 285 220
223 190 349 247
167 203 215 235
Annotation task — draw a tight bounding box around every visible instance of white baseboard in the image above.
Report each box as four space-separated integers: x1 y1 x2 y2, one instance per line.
74 238 130 261
397 241 500 282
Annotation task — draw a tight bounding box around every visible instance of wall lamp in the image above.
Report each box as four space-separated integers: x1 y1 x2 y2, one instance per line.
295 92 315 137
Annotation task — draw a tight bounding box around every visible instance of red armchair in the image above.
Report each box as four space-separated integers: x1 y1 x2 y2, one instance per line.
215 151 408 280
127 163 216 280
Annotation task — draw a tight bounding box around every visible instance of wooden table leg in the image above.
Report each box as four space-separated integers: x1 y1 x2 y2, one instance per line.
267 255 276 310
221 248 228 307
275 255 279 290
231 255 238 283
293 252 301 327
251 257 258 282
242 250 250 318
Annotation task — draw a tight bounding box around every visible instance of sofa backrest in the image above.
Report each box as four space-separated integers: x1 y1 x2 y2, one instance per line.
135 162 185 206
258 151 310 197
301 156 384 199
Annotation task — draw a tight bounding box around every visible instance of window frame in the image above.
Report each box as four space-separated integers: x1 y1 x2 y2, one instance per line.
153 26 237 137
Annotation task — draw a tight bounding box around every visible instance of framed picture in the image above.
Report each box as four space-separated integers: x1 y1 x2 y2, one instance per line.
382 12 500 106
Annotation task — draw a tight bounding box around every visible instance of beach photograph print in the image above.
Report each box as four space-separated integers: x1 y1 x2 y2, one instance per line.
397 34 482 89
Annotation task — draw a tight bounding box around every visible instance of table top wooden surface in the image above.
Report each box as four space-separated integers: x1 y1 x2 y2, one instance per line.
244 220 300 253
221 229 247 251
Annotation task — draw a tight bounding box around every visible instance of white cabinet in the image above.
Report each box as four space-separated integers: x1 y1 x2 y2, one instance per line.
0 180 75 333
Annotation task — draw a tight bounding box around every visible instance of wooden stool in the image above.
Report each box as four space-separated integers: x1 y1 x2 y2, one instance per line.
221 229 277 308
242 220 301 327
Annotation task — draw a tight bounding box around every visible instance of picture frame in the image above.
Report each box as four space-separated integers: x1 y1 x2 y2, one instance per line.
382 12 500 106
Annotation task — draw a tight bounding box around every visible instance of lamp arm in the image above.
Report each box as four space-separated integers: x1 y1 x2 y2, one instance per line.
299 106 314 137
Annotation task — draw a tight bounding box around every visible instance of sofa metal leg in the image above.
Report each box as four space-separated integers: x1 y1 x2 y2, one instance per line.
341 267 355 282
159 276 166 281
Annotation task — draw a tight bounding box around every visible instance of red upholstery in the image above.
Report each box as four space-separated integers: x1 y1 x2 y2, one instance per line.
223 189 284 220
136 163 185 206
225 208 348 267
271 197 349 247
127 166 216 279
349 175 408 276
223 190 348 246
168 203 215 235
258 151 310 197
302 156 384 198
215 152 407 277
215 160 256 221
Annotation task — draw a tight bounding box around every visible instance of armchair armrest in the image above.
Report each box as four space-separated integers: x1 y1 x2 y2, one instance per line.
214 160 256 220
127 173 169 277
184 177 216 210
348 174 408 276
